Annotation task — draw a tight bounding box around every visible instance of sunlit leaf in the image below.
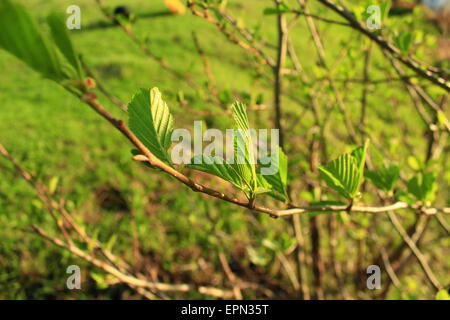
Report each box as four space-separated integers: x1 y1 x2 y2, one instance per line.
231 102 257 198
128 88 174 165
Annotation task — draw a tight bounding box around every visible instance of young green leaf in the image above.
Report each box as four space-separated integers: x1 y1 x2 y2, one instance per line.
407 171 437 203
0 0 64 81
128 88 174 165
187 102 260 200
255 175 273 196
394 32 413 54
90 271 109 290
247 247 270 266
231 101 250 131
255 173 283 200
407 156 421 171
230 102 258 199
48 176 60 195
231 133 256 194
365 164 400 192
351 140 370 174
318 140 369 200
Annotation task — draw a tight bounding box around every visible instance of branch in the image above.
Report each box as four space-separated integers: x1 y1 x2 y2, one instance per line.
385 53 450 133
75 94 450 219
317 0 450 92
218 252 243 300
275 202 450 217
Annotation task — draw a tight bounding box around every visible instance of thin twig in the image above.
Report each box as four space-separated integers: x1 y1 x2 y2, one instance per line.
188 2 275 67
218 252 243 300
96 0 197 89
32 225 234 298
80 57 128 112
387 212 443 291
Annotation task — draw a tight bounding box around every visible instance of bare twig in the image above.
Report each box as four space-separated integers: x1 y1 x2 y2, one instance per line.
290 10 351 26
70 94 450 220
32 225 234 298
380 246 401 289
360 42 372 129
218 252 243 300
192 32 220 102
188 2 275 67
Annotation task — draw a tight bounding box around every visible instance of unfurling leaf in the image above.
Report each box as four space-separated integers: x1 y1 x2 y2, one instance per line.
187 102 289 201
231 102 257 199
187 102 257 200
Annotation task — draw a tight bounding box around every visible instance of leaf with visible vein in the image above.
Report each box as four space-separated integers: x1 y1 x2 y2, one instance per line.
128 88 174 165
230 102 257 198
186 155 244 189
318 141 369 200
